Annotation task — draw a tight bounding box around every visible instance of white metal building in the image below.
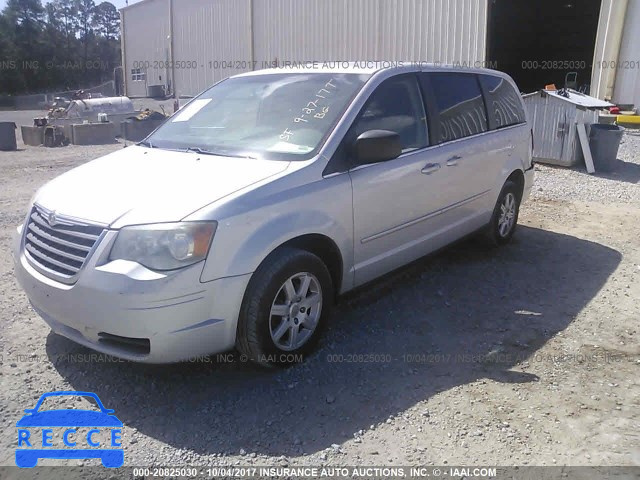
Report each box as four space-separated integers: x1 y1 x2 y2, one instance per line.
120 0 640 107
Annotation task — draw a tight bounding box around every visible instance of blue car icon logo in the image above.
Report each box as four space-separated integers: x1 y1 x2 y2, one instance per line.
16 391 123 468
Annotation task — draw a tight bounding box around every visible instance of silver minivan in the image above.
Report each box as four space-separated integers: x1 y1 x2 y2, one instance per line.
13 63 534 365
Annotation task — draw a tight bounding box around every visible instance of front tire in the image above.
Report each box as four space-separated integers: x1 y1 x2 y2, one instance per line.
484 180 521 246
236 247 333 367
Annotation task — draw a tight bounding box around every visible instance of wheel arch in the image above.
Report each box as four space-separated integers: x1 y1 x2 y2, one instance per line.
506 169 525 199
235 233 341 364
257 233 344 298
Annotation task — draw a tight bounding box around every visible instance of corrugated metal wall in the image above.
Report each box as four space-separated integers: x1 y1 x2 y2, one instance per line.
121 0 171 98
252 0 381 63
171 0 253 96
252 0 487 66
612 0 640 106
123 0 488 97
590 0 628 100
380 0 486 64
123 0 636 103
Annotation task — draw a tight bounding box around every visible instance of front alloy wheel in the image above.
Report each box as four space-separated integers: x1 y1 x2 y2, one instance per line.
269 272 323 351
236 247 333 366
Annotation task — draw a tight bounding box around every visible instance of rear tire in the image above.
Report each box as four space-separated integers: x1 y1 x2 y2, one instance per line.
236 247 333 367
484 180 521 246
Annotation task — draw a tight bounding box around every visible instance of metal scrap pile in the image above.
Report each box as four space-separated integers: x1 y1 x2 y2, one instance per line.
48 107 68 119
131 108 167 121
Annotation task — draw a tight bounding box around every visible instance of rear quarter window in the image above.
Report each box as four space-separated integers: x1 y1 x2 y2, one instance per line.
479 74 526 129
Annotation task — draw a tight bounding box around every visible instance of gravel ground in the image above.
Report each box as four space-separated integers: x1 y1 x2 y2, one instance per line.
0 121 638 473
531 130 640 204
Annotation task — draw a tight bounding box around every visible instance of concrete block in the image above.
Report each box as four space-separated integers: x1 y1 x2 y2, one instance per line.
70 122 118 145
21 125 45 146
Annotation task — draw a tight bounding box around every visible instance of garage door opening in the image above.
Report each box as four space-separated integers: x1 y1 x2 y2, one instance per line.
487 0 602 93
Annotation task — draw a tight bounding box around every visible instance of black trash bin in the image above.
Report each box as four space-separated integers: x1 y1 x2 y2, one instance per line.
589 124 624 172
0 121 17 151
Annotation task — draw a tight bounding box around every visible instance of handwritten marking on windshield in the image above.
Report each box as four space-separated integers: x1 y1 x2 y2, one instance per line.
280 79 337 142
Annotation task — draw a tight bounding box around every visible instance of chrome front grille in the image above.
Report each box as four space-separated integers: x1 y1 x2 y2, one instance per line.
23 205 105 282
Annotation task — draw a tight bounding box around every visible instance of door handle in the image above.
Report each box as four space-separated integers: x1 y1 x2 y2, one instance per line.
446 155 462 166
421 163 441 175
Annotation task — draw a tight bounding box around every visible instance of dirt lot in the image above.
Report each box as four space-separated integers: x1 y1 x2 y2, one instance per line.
0 120 638 470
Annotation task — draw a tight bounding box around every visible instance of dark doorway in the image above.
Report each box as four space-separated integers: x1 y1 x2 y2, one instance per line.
487 0 602 93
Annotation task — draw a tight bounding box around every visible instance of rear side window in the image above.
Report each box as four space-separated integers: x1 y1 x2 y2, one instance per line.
427 72 488 142
479 74 526 129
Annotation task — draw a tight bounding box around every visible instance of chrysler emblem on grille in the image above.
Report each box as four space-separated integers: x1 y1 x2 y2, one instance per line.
47 211 58 227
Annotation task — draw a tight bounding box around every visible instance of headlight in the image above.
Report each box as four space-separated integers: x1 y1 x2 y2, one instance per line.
109 222 217 271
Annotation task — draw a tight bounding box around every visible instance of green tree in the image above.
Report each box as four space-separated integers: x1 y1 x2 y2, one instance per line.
2 0 46 92
49 0 79 51
92 1 119 39
41 3 69 91
0 0 120 95
3 0 44 28
0 12 24 94
77 0 96 66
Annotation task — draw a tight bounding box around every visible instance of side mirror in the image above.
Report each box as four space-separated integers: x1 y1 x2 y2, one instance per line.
353 130 402 165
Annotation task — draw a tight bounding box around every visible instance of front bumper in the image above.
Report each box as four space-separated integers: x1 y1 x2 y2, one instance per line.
12 226 251 363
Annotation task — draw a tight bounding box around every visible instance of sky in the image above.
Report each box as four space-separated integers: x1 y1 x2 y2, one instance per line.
0 0 142 11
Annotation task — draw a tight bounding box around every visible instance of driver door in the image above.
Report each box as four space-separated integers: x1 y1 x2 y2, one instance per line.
347 74 454 286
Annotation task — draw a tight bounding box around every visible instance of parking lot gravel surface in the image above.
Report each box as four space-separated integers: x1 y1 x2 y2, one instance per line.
0 116 638 472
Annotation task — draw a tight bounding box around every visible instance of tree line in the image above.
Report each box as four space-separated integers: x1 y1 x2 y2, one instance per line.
0 0 121 95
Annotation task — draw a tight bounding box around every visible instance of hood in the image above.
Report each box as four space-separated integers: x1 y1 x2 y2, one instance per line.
34 146 290 227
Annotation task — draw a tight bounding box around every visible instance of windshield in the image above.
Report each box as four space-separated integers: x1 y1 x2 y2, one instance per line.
146 73 370 160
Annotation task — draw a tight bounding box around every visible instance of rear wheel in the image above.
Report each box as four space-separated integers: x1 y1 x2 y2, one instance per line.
236 247 333 367
484 180 521 246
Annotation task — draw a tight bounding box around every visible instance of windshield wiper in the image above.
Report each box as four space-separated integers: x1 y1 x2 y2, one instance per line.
185 147 256 159
138 140 154 148
185 147 219 155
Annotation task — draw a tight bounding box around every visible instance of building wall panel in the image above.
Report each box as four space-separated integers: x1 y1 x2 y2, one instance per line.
590 0 628 100
171 0 252 97
377 0 487 64
252 0 381 64
252 0 487 66
612 0 640 106
121 0 171 98
123 0 489 97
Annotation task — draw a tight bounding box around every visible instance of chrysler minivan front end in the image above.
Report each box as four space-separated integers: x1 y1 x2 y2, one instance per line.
12 209 252 363
12 69 369 363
